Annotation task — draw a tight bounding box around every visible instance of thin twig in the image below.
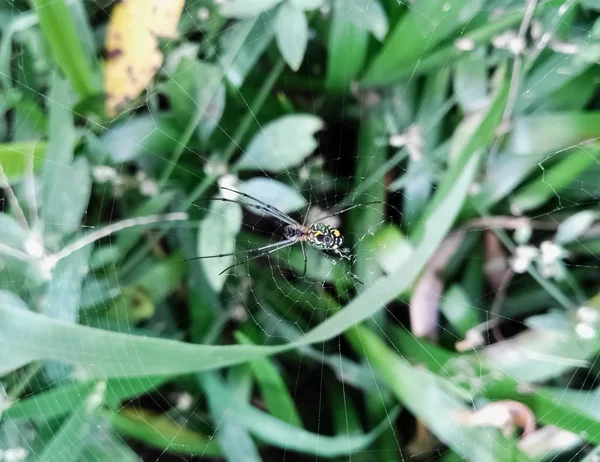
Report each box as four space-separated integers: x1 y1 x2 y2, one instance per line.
488 0 539 162
46 212 188 268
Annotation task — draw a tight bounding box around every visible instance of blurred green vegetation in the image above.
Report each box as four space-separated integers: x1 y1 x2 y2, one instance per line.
1 0 600 461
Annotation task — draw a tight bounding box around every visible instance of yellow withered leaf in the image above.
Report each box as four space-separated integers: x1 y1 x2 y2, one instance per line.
104 0 185 116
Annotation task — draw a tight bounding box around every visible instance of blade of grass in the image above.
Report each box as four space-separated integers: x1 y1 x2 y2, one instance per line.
37 382 106 462
324 0 368 93
200 372 262 462
236 332 303 428
361 0 483 86
30 0 96 98
510 143 600 213
347 326 530 462
107 407 223 457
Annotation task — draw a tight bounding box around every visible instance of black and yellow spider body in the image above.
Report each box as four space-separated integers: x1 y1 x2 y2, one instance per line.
284 223 343 251
190 187 382 284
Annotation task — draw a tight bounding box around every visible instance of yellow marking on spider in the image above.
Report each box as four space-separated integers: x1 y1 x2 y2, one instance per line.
333 229 341 237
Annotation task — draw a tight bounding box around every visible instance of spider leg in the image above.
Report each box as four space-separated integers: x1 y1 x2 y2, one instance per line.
324 252 364 285
217 240 297 275
193 197 298 226
308 200 386 226
184 239 295 263
300 241 307 278
220 187 302 226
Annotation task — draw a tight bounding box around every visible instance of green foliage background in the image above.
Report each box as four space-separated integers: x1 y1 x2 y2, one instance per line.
1 0 600 460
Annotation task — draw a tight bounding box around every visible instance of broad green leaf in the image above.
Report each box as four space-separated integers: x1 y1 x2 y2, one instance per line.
161 58 225 141
234 114 324 172
42 156 92 242
42 246 91 322
41 75 76 234
198 199 242 291
0 142 46 183
325 0 368 92
239 177 307 214
290 0 324 9
30 0 96 97
220 0 282 18
275 3 308 71
347 0 388 41
100 114 180 163
220 14 275 87
200 373 262 462
37 382 106 462
0 213 30 252
556 211 598 245
362 0 484 86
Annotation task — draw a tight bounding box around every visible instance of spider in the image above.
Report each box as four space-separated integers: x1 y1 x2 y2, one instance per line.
190 187 383 284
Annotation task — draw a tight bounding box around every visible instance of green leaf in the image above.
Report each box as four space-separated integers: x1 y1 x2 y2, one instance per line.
510 144 600 213
556 211 598 245
440 284 479 337
116 192 177 258
161 58 226 141
275 3 308 71
221 0 283 18
290 0 324 9
362 0 484 86
30 0 96 98
453 51 488 113
100 114 180 163
0 142 46 183
220 14 275 87
37 382 106 462
239 177 307 214
0 213 30 252
508 112 600 155
234 115 324 172
202 372 399 457
198 199 242 291
200 373 262 462
42 246 91 323
350 327 529 462
42 156 92 242
236 332 303 428
347 0 388 41
478 312 600 383
325 1 368 92
108 407 222 457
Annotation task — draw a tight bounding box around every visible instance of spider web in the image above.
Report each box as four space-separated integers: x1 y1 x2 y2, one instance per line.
1 0 600 461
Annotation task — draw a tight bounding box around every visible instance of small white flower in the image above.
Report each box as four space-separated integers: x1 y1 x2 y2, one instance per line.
92 165 118 183
510 245 538 273
176 392 194 411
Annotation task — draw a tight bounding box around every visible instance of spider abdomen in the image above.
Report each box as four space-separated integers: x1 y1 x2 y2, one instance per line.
307 223 343 250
